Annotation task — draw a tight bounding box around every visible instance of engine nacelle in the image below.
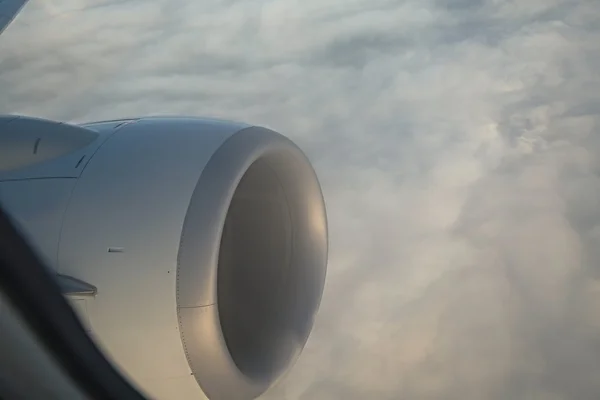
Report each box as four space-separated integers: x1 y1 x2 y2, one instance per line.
0 115 328 400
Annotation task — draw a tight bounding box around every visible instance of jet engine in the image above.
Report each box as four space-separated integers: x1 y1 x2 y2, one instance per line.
0 115 328 400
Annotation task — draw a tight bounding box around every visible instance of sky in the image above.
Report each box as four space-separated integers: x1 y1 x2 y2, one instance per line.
1 0 600 399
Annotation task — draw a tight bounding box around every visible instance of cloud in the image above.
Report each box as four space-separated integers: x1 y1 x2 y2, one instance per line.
2 0 600 399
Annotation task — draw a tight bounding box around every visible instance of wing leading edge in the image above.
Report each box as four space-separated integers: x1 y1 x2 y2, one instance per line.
0 0 28 35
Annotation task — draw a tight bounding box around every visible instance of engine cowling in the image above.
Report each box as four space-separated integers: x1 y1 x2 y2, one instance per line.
0 115 328 400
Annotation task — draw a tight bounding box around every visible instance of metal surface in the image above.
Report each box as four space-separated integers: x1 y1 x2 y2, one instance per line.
0 178 77 269
176 126 328 399
0 116 116 181
0 116 99 173
0 115 328 400
0 0 27 35
0 200 148 400
57 117 247 400
56 275 97 297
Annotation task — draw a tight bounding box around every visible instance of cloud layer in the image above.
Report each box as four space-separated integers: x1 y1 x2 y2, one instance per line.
2 0 600 399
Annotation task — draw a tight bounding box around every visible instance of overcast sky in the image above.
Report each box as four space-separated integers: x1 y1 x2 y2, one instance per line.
2 0 600 399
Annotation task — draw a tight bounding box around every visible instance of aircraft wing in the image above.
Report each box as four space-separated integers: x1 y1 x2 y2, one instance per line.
0 0 28 35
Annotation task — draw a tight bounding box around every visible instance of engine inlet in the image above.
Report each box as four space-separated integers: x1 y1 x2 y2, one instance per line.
176 126 327 400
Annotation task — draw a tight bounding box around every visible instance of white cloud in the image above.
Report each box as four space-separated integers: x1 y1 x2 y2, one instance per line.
2 0 600 399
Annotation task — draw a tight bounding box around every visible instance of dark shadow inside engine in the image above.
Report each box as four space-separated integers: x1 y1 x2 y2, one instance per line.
217 158 295 383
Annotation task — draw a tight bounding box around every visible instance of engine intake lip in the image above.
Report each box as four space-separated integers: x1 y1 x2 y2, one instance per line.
176 126 328 400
